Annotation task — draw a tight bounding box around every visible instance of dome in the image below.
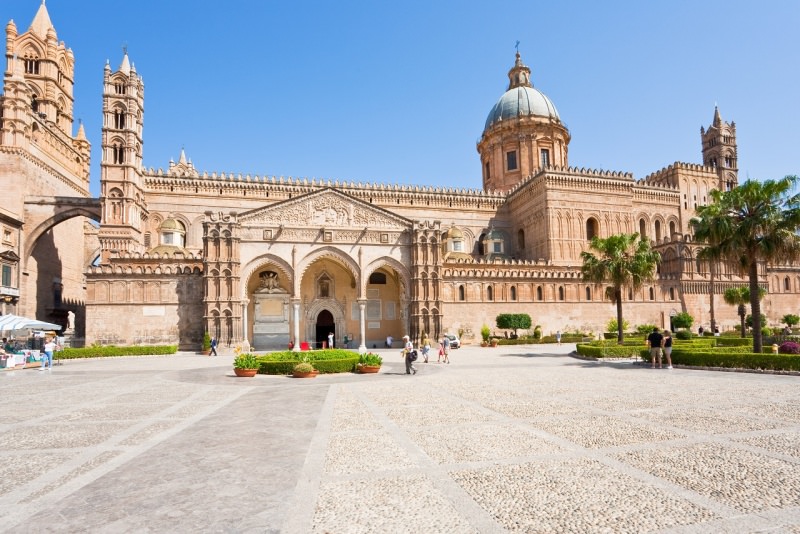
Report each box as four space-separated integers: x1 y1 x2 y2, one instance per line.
444 226 464 239
483 86 561 133
160 218 184 233
485 227 505 240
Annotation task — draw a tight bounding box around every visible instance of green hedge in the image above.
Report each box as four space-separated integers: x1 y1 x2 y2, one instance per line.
576 343 644 358
664 349 800 371
714 337 754 347
58 345 178 359
256 349 361 375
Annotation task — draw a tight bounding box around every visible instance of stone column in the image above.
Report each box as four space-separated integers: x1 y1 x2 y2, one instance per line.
241 300 248 344
358 299 367 354
292 299 301 352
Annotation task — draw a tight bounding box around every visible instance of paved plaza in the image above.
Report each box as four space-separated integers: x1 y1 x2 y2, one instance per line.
1 344 799 533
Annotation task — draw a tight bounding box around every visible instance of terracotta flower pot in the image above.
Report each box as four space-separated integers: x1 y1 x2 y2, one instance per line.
293 370 316 378
234 368 258 377
358 365 381 374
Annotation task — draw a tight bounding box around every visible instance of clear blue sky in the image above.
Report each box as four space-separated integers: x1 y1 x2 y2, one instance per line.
5 1 799 197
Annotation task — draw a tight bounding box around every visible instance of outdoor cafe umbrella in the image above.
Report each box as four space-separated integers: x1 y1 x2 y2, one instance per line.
0 314 62 332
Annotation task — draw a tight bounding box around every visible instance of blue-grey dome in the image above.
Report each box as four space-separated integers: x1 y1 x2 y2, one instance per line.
484 86 561 133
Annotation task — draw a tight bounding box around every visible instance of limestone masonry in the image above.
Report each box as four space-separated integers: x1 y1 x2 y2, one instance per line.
1 3 797 350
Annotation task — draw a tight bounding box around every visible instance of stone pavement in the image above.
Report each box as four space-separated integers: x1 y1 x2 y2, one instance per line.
1 345 799 533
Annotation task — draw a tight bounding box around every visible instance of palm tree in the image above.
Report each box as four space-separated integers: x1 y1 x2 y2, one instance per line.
692 201 728 332
692 176 800 353
723 286 749 337
581 233 660 344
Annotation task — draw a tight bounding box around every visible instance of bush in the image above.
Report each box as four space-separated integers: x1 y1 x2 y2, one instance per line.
256 349 361 374
202 332 212 351
577 342 644 358
656 348 800 371
779 342 800 354
293 362 314 373
533 325 542 340
59 345 178 359
481 324 491 342
671 312 694 330
358 353 383 366
675 330 693 340
496 314 532 335
606 318 630 333
636 324 658 335
782 314 800 328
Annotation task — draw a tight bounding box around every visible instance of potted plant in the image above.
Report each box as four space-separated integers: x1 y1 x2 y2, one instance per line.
490 338 499 347
201 332 212 355
357 353 382 373
233 352 259 377
481 324 491 347
293 361 316 378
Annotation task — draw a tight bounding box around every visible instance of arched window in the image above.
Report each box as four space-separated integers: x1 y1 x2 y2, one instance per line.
649 287 655 301
669 221 676 237
639 218 646 239
114 109 126 129
558 286 565 301
369 272 387 284
458 285 465 301
487 286 493 301
586 218 599 240
669 287 675 300
585 286 591 300
510 286 517 301
536 286 543 301
517 230 525 250
785 277 791 291
655 220 662 242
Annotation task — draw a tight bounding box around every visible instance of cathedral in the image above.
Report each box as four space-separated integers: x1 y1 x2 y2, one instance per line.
2 3 798 351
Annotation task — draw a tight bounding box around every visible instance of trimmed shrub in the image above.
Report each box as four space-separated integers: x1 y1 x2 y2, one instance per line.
256 349 361 375
59 345 178 359
577 343 644 358
675 330 693 340
779 342 800 355
665 349 800 371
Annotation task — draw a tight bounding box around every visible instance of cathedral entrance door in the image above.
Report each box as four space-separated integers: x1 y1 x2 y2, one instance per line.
316 309 335 349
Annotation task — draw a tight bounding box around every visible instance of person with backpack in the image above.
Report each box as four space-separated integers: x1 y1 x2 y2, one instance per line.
402 335 417 375
210 336 218 357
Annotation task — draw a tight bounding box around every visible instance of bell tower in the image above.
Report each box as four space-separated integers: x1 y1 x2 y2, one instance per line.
701 106 738 191
98 51 148 261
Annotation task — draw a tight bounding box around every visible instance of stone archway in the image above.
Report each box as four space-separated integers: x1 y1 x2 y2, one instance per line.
305 297 345 350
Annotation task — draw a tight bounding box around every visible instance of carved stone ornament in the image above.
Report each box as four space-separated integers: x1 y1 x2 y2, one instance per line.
256 270 287 293
238 189 411 231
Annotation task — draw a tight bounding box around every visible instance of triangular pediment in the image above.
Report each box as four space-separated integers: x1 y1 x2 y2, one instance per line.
0 250 20 262
238 188 412 230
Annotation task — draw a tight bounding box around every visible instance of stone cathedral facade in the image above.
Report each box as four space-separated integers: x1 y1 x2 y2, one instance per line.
3 4 798 350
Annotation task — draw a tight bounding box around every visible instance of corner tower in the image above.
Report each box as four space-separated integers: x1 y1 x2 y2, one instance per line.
1 1 90 189
477 51 570 192
98 51 148 261
700 106 738 191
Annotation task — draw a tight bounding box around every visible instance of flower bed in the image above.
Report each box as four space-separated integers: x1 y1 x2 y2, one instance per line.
58 345 178 359
256 349 360 375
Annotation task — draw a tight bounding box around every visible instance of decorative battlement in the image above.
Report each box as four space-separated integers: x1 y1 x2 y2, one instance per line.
640 161 715 184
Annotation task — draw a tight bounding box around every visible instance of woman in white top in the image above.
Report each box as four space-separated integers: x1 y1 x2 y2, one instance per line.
403 335 416 375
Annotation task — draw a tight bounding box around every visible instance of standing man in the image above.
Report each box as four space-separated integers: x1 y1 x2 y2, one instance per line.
646 327 664 369
556 330 562 345
403 335 416 375
328 331 334 349
210 336 218 357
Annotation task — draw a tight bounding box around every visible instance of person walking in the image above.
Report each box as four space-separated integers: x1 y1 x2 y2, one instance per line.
385 335 393 348
556 330 562 345
210 336 218 356
327 332 334 349
441 335 451 364
421 334 431 363
646 327 664 368
40 337 55 371
403 335 417 375
662 330 673 369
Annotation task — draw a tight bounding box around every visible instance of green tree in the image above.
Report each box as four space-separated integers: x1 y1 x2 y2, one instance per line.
606 318 630 333
692 200 728 332
581 233 660 344
692 176 800 353
496 314 532 337
671 312 694 330
480 324 491 343
782 314 800 328
723 286 766 337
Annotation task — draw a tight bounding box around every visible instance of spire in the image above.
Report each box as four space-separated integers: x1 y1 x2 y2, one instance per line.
713 105 721 126
507 51 532 90
76 120 87 140
119 46 131 76
29 0 54 39
179 148 187 165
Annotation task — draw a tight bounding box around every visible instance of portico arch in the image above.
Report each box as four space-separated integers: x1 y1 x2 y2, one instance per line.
305 297 346 349
23 203 102 270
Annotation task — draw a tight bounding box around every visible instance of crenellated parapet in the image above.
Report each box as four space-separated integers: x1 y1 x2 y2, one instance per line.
640 161 716 186
142 170 508 210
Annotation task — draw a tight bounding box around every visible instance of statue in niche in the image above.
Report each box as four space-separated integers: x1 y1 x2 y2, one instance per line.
258 270 286 293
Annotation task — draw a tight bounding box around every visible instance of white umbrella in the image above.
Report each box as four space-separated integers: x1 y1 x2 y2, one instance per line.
0 314 62 332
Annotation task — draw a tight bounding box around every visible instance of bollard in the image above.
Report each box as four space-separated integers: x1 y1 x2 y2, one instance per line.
772 344 779 354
